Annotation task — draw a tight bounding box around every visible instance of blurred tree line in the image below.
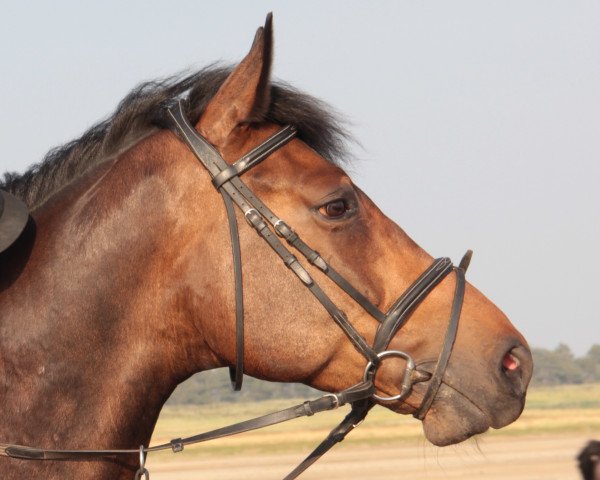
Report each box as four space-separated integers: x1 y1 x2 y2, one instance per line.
532 343 600 385
166 344 600 405
167 369 321 405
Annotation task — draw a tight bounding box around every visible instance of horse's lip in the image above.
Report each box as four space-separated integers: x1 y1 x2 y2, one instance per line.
413 361 490 417
413 373 494 428
379 362 491 425
371 364 432 407
413 360 522 428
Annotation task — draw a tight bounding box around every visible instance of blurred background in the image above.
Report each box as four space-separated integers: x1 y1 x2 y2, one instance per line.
1 2 598 478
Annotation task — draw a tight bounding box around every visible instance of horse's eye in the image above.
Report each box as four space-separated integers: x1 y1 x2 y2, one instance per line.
320 199 349 219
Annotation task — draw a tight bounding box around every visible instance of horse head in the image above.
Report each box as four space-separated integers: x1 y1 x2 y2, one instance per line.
164 14 533 446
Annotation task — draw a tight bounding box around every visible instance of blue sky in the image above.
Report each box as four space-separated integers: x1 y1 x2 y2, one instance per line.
1 1 599 354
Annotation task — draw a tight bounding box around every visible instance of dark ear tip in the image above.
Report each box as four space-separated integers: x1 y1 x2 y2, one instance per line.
251 12 273 49
264 13 273 40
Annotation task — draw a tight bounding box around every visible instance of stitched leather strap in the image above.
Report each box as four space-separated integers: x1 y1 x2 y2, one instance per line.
212 126 297 189
222 191 245 391
374 258 453 352
0 383 374 461
412 267 465 420
274 220 386 323
167 103 378 364
243 210 378 363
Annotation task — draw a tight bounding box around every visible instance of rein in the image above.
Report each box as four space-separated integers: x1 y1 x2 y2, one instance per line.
0 102 471 479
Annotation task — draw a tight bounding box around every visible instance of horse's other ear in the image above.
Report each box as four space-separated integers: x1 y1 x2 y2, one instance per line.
198 12 273 146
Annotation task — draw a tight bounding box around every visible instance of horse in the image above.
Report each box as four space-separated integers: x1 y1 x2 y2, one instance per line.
0 14 532 480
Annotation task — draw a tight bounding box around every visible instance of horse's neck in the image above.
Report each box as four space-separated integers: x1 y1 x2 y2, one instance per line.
0 138 219 477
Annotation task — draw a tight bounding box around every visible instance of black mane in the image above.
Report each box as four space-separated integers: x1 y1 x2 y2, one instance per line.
1 65 351 209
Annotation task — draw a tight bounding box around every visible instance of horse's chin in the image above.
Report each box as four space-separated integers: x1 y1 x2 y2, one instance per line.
411 381 528 446
383 382 496 446
419 384 491 446
378 384 489 446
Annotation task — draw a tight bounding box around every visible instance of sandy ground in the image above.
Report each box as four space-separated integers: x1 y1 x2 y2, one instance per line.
145 433 590 480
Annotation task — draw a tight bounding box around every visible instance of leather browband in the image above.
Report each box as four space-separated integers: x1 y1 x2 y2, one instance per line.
212 125 297 190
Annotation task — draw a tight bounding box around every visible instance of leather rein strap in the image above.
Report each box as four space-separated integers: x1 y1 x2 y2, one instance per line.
0 101 470 480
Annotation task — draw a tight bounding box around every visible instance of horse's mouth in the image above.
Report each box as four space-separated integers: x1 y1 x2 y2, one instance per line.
376 368 495 446
419 382 492 446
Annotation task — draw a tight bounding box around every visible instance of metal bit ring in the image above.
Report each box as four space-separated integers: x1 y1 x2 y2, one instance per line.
363 350 416 402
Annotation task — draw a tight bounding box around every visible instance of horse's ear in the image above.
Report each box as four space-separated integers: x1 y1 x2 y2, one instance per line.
198 13 273 146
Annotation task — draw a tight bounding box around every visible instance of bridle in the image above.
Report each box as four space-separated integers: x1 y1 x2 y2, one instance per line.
0 101 472 479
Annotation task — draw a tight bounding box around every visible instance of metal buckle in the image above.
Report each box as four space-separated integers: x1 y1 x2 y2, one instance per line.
273 219 287 236
244 208 261 228
362 350 416 402
323 393 340 409
170 437 184 453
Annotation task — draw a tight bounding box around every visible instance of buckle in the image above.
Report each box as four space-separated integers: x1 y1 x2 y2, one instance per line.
323 393 340 409
273 219 293 238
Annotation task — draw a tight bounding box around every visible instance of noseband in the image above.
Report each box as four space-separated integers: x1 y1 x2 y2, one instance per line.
0 101 472 479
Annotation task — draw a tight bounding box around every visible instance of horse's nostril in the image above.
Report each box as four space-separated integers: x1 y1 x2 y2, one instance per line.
499 344 533 393
502 351 520 372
